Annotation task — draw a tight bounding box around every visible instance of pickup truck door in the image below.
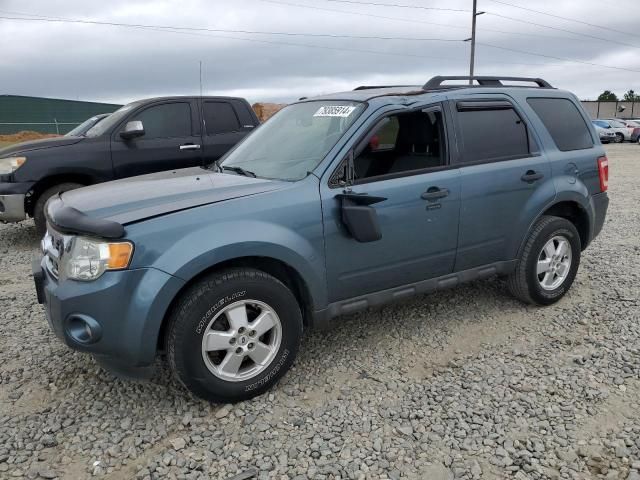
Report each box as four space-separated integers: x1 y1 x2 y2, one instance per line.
320 104 461 302
111 100 203 178
200 99 257 166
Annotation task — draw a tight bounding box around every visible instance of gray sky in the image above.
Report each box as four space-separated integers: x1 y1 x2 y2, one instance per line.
1 0 639 104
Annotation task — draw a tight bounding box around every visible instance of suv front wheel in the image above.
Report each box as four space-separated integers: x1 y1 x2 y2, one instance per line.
166 268 303 403
507 215 581 305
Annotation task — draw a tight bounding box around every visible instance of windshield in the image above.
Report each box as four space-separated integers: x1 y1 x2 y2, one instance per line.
85 104 135 138
609 120 625 128
65 115 105 137
593 120 608 128
220 101 365 180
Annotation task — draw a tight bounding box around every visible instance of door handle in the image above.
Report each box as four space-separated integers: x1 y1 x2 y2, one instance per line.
179 144 201 150
521 170 544 183
421 187 449 201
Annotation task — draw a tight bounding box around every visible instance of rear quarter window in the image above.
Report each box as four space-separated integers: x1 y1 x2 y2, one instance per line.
527 97 593 151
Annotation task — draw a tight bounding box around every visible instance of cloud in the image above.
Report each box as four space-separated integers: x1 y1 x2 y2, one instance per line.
1 0 639 104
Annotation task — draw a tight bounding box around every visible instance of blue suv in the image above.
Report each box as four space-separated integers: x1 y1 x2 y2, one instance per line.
33 76 609 402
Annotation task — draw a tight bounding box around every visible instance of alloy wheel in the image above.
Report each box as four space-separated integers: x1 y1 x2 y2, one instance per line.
536 235 572 291
201 299 282 382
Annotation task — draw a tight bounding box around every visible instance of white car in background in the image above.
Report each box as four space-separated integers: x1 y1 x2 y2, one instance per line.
591 121 617 144
595 119 633 142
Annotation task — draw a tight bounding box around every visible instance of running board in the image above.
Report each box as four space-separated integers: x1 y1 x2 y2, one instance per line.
312 260 517 328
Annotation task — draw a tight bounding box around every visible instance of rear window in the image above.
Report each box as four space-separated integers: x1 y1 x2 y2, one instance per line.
527 98 593 151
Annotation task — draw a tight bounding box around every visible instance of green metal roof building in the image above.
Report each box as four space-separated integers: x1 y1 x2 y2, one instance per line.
0 95 122 135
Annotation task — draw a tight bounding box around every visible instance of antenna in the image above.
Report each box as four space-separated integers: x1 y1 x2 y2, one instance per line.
199 60 203 97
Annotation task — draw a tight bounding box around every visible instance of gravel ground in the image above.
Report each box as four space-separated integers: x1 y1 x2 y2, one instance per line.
0 144 639 480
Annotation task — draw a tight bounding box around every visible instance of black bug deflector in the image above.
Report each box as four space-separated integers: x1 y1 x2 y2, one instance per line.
46 196 125 239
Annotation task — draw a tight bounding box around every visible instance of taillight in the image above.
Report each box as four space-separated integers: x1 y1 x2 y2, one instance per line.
597 156 609 192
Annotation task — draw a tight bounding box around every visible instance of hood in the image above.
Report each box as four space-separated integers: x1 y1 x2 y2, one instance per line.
59 167 286 225
0 136 83 157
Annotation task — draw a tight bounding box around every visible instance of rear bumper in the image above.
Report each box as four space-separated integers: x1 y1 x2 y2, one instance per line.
591 191 609 241
0 194 26 222
33 256 185 369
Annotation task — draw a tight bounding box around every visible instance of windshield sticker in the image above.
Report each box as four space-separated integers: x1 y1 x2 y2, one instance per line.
313 105 357 117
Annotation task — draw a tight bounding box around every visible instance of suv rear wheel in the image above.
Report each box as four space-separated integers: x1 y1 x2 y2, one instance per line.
166 268 303 403
507 215 581 305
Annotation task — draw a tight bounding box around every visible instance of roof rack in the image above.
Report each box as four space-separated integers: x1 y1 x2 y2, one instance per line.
423 76 553 90
353 85 414 91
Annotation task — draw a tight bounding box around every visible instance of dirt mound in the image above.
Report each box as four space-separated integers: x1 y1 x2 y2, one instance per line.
252 103 286 122
0 131 60 144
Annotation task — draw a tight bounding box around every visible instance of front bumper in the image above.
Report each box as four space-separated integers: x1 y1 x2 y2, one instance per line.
33 256 185 372
0 194 26 222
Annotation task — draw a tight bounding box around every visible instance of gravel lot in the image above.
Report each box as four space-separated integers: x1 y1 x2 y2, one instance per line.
1 144 639 480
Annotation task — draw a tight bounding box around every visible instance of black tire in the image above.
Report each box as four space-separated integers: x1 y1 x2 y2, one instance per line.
507 215 581 306
33 183 84 236
614 132 624 143
166 268 303 403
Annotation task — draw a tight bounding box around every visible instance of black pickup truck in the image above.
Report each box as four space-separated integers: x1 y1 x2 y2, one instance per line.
0 96 259 234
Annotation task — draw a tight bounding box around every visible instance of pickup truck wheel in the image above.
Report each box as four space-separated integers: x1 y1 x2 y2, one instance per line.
166 268 303 403
33 183 84 236
507 215 581 306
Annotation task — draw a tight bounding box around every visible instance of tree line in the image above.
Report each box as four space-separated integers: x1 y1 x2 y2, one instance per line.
597 90 640 102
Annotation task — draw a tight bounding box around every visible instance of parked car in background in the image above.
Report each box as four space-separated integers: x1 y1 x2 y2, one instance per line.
33 75 609 402
592 121 616 144
0 95 259 234
606 119 640 142
64 113 110 137
594 119 633 143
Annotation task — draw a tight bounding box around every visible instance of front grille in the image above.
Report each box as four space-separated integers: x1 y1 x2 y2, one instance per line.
42 227 69 280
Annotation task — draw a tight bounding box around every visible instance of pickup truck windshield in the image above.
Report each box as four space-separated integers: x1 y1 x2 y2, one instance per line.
221 101 365 180
85 104 135 138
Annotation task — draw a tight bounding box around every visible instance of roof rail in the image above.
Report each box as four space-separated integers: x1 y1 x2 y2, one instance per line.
353 85 414 91
423 76 553 89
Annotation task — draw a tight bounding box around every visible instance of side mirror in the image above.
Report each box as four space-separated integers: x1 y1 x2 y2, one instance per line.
337 193 386 243
120 120 145 140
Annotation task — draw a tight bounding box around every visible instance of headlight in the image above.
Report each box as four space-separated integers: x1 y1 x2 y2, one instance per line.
0 156 27 174
60 236 134 281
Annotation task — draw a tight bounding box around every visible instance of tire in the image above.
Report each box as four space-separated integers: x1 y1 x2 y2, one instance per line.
33 183 84 236
614 132 624 143
166 268 303 403
507 215 581 306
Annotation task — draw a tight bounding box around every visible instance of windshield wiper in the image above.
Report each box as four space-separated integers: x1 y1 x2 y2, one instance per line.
221 165 257 178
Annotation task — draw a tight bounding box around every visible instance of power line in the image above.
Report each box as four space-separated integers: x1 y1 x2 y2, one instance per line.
0 13 462 42
478 42 640 73
0 13 470 62
486 12 640 49
2 9 638 74
324 0 469 12
257 0 576 40
484 0 640 39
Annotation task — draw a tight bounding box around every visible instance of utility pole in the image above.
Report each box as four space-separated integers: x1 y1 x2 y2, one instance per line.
466 0 485 84
199 60 203 97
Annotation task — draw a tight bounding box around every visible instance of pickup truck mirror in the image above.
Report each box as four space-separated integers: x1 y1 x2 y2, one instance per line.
120 121 145 140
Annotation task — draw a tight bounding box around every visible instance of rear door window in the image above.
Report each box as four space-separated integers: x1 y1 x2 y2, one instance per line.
527 97 593 151
455 103 530 163
203 101 241 135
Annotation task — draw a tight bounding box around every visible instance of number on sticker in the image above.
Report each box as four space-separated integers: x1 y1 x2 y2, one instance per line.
314 105 357 117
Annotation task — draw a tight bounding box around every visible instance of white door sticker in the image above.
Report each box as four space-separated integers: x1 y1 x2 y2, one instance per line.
313 105 357 117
